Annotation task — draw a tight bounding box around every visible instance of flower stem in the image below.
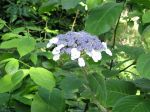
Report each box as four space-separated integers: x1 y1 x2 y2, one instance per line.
71 10 79 31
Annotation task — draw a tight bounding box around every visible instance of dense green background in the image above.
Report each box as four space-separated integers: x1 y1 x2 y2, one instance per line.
0 0 150 112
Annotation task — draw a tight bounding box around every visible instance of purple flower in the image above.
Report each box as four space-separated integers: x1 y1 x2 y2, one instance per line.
47 31 112 67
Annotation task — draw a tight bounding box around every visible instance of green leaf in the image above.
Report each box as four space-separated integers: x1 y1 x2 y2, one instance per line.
17 37 36 57
112 95 150 112
118 45 145 59
29 67 55 90
130 0 150 8
142 25 150 48
86 0 102 10
0 19 6 30
31 94 48 112
136 53 150 79
5 58 19 74
39 0 59 14
38 88 65 112
60 75 82 99
0 75 14 93
87 73 107 105
30 53 38 65
0 93 10 106
102 70 120 78
61 0 81 9
31 89 65 112
12 69 29 86
106 80 137 107
134 78 150 92
0 38 19 49
85 3 123 35
142 10 150 24
60 75 82 92
1 33 21 40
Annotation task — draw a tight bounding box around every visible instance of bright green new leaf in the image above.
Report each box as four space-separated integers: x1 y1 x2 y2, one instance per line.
0 75 14 93
106 80 137 107
29 67 55 90
5 58 19 74
86 0 102 10
142 10 150 24
17 37 36 57
0 38 19 49
30 53 38 65
1 33 21 40
85 3 123 35
112 95 150 112
61 0 81 9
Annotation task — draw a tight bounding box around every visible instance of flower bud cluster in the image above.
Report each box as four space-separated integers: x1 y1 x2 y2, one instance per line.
47 31 112 67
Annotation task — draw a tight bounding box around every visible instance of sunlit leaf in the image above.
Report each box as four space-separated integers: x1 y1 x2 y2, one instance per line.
5 58 19 74
17 37 36 57
29 67 55 90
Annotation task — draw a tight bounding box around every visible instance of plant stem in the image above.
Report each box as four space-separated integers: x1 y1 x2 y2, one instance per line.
109 1 126 70
71 10 79 31
18 60 31 68
119 61 135 73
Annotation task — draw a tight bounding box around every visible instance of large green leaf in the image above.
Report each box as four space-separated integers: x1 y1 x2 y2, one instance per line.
0 75 14 93
5 58 19 74
39 0 59 14
136 53 150 79
142 10 150 24
106 80 137 107
85 3 123 35
1 33 21 40
0 38 19 49
60 75 82 92
12 69 29 86
142 25 150 48
31 94 48 112
118 45 145 59
61 0 81 9
17 37 36 57
134 78 150 92
60 75 82 99
112 95 150 112
31 89 65 112
29 67 55 90
87 73 107 105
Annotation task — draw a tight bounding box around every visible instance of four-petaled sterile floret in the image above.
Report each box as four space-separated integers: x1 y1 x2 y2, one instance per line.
47 31 112 67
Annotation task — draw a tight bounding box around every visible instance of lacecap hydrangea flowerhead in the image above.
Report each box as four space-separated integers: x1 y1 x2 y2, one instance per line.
47 31 112 67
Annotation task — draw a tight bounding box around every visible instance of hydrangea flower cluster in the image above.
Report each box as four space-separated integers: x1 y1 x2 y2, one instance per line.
47 31 112 67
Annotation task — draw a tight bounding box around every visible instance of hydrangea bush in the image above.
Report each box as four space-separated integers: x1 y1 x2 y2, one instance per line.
0 0 150 112
47 31 112 67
